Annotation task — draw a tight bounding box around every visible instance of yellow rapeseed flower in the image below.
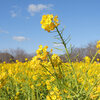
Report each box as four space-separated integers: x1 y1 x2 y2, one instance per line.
36 83 41 87
47 85 51 90
25 58 28 61
50 49 53 53
96 40 100 49
51 94 57 100
36 49 41 55
53 86 59 92
39 45 43 50
16 92 20 96
36 45 49 60
32 75 37 81
97 50 100 54
54 16 58 22
84 56 91 63
97 58 99 62
51 54 62 66
40 14 59 32
50 91 54 95
46 95 51 100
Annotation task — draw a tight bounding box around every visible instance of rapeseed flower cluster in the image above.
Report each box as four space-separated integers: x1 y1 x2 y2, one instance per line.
51 54 62 67
40 14 59 32
96 40 100 49
36 45 49 60
84 56 91 63
96 40 100 54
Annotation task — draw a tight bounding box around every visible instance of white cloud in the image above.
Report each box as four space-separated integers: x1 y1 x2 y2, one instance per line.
12 5 17 8
13 36 29 42
10 5 21 18
0 29 9 34
26 16 30 20
28 4 53 16
54 44 63 47
10 11 17 18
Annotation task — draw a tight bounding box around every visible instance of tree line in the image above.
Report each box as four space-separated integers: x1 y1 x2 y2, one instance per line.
0 41 99 63
0 48 34 63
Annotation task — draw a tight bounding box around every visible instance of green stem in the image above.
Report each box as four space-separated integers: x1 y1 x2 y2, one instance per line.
85 79 99 100
56 27 79 93
48 54 58 78
63 84 77 96
41 64 54 76
90 52 98 64
85 51 98 76
56 27 70 62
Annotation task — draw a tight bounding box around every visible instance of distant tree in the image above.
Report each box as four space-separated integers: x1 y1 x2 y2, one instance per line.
85 42 97 59
9 48 34 62
0 53 15 63
60 47 85 62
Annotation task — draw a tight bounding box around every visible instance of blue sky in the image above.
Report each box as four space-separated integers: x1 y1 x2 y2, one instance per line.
0 0 100 54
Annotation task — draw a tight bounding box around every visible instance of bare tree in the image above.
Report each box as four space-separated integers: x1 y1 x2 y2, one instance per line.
0 53 15 63
9 48 34 62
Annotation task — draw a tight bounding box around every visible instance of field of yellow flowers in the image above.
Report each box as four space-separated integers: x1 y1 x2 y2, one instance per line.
0 14 100 100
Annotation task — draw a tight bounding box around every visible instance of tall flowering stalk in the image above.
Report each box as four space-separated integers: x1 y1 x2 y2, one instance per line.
40 14 79 98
